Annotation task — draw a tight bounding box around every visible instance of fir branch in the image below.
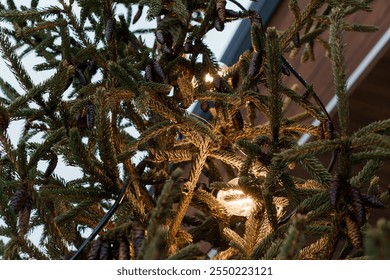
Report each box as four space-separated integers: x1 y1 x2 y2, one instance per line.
280 173 303 206
280 0 325 51
149 149 193 163
250 223 290 259
0 6 62 22
298 236 328 259
70 177 131 260
296 190 329 214
168 244 203 260
353 119 390 138
351 134 390 150
0 30 33 90
351 149 390 164
193 188 229 222
282 86 327 123
0 76 20 102
266 28 283 148
107 62 140 95
262 188 278 231
15 19 61 38
195 91 240 106
0 131 17 168
299 155 331 187
60 1 91 47
169 139 210 242
119 120 174 157
95 88 119 184
244 203 265 255
147 168 182 236
288 0 301 21
272 139 342 165
68 128 113 187
329 8 349 137
364 218 390 260
343 23 378 33
27 127 66 170
250 17 265 54
138 169 181 258
0 181 18 236
142 226 168 259
39 186 106 200
277 214 305 259
191 0 216 40
350 159 383 188
208 150 242 170
170 0 189 25
54 199 96 226
223 227 246 257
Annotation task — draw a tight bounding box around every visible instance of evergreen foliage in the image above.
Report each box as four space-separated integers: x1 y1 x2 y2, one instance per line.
0 0 389 260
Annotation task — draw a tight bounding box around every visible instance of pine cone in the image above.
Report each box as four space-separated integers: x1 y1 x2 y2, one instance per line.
132 5 143 24
18 200 32 235
0 105 10 131
11 187 27 212
99 240 112 260
281 62 290 76
250 11 262 25
248 52 262 78
86 104 95 130
119 237 130 260
214 16 224 31
225 9 241 20
345 214 363 249
87 237 102 260
293 32 300 47
132 225 145 258
145 64 153 82
361 193 387 209
152 61 168 84
232 110 244 131
44 153 58 178
155 30 165 45
349 187 365 226
217 0 227 22
183 38 193 53
105 17 116 42
326 120 335 140
75 68 87 86
329 173 342 208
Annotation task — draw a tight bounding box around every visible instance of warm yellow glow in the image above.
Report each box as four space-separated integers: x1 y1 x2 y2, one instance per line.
217 188 254 217
204 71 225 83
204 73 214 83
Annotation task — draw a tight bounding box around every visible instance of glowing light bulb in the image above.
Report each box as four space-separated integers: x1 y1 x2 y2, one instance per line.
204 63 227 84
204 73 214 83
216 178 255 217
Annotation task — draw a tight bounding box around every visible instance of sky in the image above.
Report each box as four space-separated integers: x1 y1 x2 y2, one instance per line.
0 0 254 255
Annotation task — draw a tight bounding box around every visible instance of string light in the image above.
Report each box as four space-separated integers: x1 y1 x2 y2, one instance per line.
204 73 214 83
216 178 255 217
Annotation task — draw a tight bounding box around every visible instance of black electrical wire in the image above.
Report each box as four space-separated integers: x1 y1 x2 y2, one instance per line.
228 0 248 12
69 178 132 260
281 55 338 172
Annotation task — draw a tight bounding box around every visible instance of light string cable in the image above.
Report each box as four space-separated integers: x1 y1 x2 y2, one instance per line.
281 56 337 173
278 57 338 225
228 0 248 12
70 177 132 260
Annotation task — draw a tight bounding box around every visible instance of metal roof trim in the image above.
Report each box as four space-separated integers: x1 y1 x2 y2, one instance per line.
221 0 282 66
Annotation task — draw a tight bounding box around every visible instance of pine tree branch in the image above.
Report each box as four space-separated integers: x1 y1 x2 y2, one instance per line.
329 8 349 137
169 139 210 244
